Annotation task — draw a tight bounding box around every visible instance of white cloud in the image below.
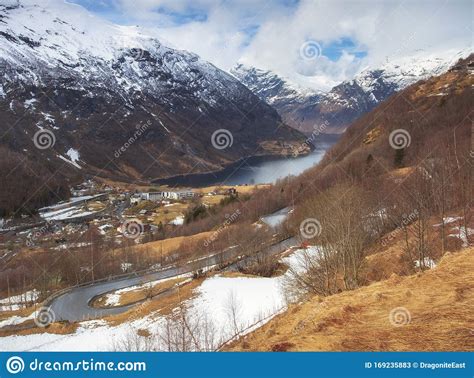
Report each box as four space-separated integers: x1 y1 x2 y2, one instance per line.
112 0 472 91
238 0 472 90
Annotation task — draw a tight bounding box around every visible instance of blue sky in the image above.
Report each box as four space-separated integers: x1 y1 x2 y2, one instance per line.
66 0 471 91
69 0 298 26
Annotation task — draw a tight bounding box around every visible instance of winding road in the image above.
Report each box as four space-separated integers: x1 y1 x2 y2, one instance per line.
48 236 297 322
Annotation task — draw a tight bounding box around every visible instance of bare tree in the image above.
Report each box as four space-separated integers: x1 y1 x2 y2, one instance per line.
113 326 157 351
225 290 243 336
284 184 380 299
154 305 220 351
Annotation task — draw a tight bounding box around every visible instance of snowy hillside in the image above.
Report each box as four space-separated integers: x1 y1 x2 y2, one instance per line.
352 49 471 101
0 0 272 109
0 0 305 213
231 64 322 106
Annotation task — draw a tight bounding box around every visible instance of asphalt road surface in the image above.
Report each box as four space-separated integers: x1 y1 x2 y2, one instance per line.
49 237 297 322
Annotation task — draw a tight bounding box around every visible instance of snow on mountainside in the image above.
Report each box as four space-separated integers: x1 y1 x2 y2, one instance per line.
353 49 470 99
231 64 321 106
0 0 306 213
0 0 265 107
233 49 470 135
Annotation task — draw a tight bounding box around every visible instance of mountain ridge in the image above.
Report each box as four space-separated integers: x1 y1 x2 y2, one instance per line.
232 48 471 135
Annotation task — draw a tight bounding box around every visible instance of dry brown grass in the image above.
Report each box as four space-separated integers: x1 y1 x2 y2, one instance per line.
105 277 205 326
201 194 226 206
117 277 187 306
151 203 188 224
362 126 381 145
387 167 415 181
92 277 188 308
0 320 78 337
86 201 106 211
132 231 214 257
227 247 474 351
410 70 473 101
96 177 267 196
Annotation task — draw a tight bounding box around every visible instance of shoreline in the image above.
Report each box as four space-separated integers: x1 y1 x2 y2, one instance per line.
152 144 331 188
151 152 301 188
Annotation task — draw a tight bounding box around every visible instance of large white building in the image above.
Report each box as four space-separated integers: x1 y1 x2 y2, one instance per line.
131 191 196 203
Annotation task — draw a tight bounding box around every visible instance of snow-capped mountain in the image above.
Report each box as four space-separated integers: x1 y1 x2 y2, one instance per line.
232 49 470 135
0 0 305 195
231 64 322 107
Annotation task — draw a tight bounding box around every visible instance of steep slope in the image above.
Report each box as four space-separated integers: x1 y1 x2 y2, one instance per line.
319 54 473 174
232 49 470 135
228 247 474 351
0 0 306 214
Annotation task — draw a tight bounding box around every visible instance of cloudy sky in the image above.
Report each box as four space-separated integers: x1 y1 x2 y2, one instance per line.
69 0 472 91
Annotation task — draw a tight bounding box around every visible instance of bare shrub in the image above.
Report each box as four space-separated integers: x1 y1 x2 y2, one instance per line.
113 326 158 351
284 184 381 299
238 253 282 277
156 305 220 351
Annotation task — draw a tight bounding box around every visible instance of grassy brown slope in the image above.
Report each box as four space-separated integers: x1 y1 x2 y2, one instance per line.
296 55 473 195
228 247 474 351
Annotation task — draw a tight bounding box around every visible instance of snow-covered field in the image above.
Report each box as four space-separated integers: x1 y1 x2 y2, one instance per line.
0 247 318 351
38 194 106 221
40 206 98 221
0 289 39 311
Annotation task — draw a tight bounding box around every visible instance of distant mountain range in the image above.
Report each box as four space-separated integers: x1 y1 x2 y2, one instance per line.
0 0 305 182
231 49 470 136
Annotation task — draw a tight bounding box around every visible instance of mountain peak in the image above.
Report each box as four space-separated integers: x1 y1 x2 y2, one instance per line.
233 49 472 135
231 63 321 106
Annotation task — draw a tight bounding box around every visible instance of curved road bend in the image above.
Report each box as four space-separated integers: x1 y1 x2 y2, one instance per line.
49 237 297 322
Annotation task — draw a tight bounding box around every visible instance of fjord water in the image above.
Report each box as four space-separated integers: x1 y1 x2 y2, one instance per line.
155 141 333 188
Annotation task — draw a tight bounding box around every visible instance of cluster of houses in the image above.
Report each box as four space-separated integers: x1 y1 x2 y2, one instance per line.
130 190 196 204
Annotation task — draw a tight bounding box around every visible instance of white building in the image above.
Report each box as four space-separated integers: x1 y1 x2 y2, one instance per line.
131 191 195 203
